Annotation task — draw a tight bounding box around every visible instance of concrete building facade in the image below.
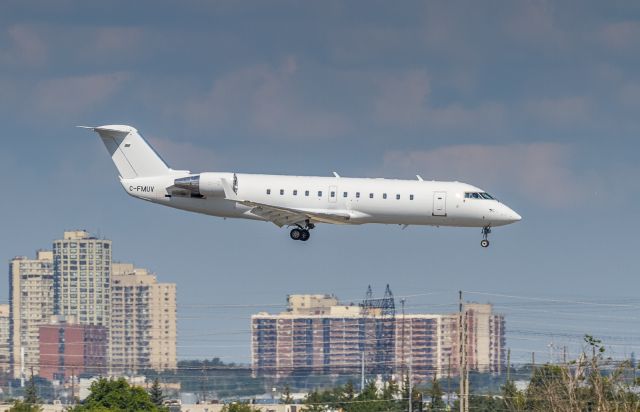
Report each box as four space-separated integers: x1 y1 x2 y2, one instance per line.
110 263 177 374
52 231 112 328
0 304 9 373
38 316 107 381
9 251 54 379
252 294 505 381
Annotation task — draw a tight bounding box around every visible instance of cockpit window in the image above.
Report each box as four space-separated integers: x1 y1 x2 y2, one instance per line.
465 192 495 200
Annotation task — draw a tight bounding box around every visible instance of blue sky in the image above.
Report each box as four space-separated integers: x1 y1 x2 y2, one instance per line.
2 1 640 364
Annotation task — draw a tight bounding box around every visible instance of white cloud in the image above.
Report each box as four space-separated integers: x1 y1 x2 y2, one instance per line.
33 72 129 118
184 57 352 140
599 21 640 52
382 143 584 208
372 70 506 134
0 25 47 66
524 96 592 127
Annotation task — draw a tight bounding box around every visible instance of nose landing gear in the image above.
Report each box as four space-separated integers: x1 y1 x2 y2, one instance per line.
481 226 491 248
290 220 314 242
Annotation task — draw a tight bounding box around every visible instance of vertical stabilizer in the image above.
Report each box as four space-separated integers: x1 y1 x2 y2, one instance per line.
81 125 170 179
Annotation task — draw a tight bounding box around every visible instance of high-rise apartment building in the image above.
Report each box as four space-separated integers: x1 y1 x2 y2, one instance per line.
53 231 112 328
110 263 177 375
9 251 54 379
464 303 505 374
252 291 506 381
0 304 10 373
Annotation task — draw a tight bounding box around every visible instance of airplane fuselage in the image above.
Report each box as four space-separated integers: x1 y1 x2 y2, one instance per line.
121 172 521 228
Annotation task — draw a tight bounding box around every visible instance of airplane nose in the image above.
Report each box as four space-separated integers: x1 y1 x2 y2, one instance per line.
502 205 521 223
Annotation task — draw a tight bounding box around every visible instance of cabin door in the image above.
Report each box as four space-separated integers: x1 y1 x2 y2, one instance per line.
433 192 447 216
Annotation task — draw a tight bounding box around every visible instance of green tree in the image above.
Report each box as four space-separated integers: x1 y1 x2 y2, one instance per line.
302 390 327 412
467 394 504 412
70 377 164 412
149 378 165 406
501 380 525 411
24 373 38 405
221 403 261 412
280 385 294 404
8 400 42 412
426 377 445 411
337 380 356 410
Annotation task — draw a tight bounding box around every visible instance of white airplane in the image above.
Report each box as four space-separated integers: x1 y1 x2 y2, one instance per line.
83 125 521 247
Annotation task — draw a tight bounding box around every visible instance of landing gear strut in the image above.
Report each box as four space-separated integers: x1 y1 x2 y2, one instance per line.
481 226 491 248
290 220 314 242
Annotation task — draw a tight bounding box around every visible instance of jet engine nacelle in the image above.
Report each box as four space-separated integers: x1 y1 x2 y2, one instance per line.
173 172 231 197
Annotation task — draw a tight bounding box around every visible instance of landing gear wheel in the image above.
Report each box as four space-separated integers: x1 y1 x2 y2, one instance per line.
290 228 302 240
300 230 310 241
480 226 491 248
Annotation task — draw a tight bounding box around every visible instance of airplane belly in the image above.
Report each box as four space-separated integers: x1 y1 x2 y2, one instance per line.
157 196 263 221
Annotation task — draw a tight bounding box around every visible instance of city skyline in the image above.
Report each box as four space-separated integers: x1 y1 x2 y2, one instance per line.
1 1 640 366
4 230 177 380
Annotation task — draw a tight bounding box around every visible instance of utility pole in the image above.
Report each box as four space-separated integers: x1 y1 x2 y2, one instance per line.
361 351 365 392
408 360 413 412
458 291 468 412
506 349 511 383
563 346 567 364
401 298 406 380
71 368 76 404
447 353 451 406
531 352 536 378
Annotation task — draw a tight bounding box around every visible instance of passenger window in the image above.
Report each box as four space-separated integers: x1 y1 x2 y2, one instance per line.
305 190 309 196
318 191 322 197
410 194 414 200
280 189 284 195
293 190 298 196
383 193 387 199
343 192 348 197
369 193 374 199
396 194 400 200
356 192 360 198
266 189 271 195
330 191 335 198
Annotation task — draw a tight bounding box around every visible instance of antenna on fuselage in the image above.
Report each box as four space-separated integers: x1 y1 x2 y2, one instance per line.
416 175 424 181
332 171 341 178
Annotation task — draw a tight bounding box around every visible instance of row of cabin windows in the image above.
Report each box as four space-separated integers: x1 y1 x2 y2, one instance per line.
266 189 414 201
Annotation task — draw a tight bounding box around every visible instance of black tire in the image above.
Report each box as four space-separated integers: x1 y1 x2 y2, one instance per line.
300 230 310 241
481 239 490 248
290 228 302 240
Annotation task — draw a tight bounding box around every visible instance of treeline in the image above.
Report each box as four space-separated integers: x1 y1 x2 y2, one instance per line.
300 335 640 412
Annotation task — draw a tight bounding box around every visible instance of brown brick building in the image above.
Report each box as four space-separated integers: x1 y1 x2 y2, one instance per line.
38 317 107 381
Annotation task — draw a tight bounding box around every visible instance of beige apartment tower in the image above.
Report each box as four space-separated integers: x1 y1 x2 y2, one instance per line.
0 304 9 373
252 294 505 381
53 231 112 328
9 251 54 379
110 263 177 374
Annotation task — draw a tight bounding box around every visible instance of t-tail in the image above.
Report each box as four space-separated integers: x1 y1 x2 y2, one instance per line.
79 125 170 178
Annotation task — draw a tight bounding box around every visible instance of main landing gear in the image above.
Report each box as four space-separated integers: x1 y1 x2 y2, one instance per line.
290 220 315 242
481 226 491 248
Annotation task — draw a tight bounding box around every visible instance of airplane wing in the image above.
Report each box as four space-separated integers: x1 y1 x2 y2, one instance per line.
219 178 351 227
240 200 352 227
